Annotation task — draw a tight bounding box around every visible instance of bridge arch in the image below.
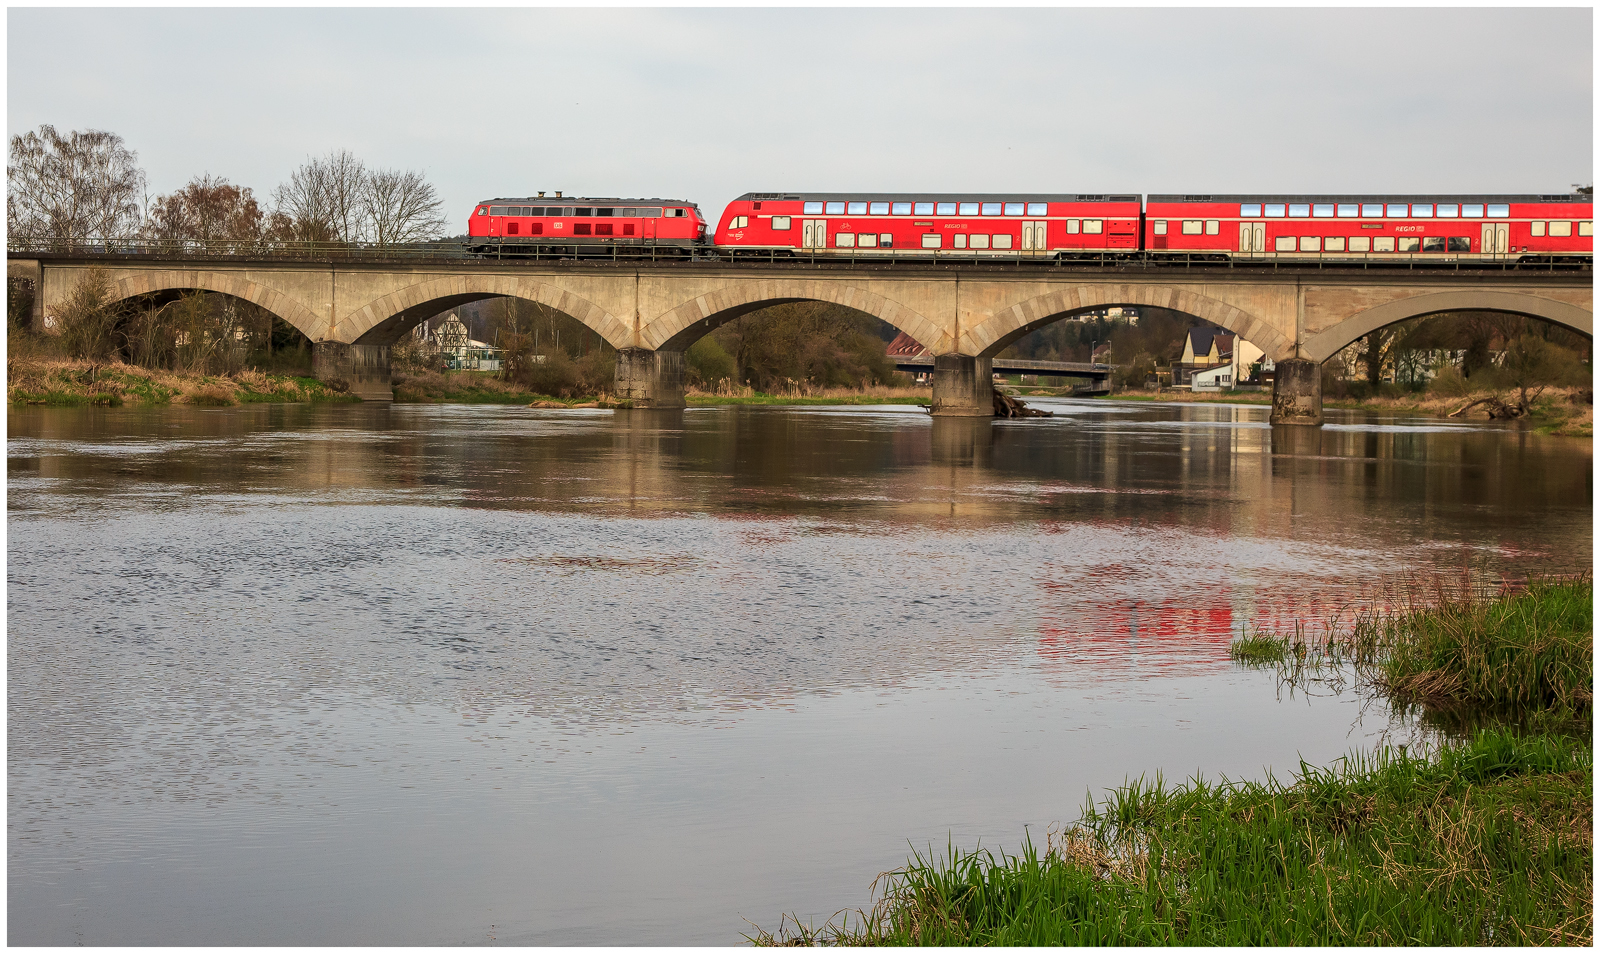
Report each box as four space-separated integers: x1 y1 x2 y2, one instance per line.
103 270 323 343
1301 290 1594 364
340 276 629 347
644 280 941 353
965 284 1294 361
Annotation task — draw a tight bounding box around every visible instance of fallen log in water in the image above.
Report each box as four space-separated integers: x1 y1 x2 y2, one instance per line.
993 388 1053 418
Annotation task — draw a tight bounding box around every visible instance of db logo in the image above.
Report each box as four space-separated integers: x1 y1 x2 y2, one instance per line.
729 231 745 240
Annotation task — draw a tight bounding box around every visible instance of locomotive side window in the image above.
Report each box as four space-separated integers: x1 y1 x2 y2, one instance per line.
921 233 942 248
1313 204 1334 217
891 202 911 215
1206 220 1220 234
1026 203 1047 215
1181 220 1202 234
848 202 867 214
1373 236 1395 251
1580 221 1594 236
598 208 615 217
1337 204 1359 217
970 234 990 249
915 202 935 215
1083 220 1103 234
1386 204 1408 217
804 201 824 214
1289 204 1310 217
1437 204 1459 217
835 232 855 247
1412 204 1433 218
575 207 591 216
1362 203 1384 217
1487 204 1510 217
1531 221 1546 236
1447 237 1471 251
1349 236 1371 252
490 206 508 215
1549 221 1572 236
1240 204 1262 217
959 202 979 216
771 216 791 230
993 234 1013 249
1274 236 1296 251
869 202 889 215
1264 204 1285 217
1461 204 1484 217
562 207 575 216
936 202 957 215
1153 220 1168 234
1325 236 1347 251
826 201 845 214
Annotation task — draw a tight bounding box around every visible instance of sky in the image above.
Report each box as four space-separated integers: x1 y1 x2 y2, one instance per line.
7 7 1594 235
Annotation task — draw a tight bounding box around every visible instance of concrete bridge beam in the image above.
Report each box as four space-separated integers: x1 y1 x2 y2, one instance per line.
930 354 995 417
614 348 686 409
1269 358 1322 426
312 342 394 402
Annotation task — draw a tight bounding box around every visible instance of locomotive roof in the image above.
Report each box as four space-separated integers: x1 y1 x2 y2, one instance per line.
477 197 700 206
1146 193 1588 203
736 192 1140 203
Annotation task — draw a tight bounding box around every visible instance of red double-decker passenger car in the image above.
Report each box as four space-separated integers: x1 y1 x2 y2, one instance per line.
466 194 707 255
1144 194 1592 263
712 193 1142 258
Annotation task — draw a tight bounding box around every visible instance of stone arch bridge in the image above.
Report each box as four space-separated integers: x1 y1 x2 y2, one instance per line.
9 254 1591 425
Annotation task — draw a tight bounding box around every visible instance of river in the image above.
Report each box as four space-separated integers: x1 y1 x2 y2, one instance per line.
7 398 1591 945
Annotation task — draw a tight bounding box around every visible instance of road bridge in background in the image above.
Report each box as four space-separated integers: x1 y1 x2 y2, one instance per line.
8 249 1591 425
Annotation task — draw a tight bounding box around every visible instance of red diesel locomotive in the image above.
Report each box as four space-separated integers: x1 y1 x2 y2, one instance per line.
466 193 707 254
1144 194 1592 263
711 193 1142 257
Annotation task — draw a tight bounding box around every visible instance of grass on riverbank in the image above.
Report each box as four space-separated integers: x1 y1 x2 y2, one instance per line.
686 384 929 407
752 728 1591 946
7 358 357 407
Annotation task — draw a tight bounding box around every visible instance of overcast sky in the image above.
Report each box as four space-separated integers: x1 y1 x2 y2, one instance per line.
7 7 1593 234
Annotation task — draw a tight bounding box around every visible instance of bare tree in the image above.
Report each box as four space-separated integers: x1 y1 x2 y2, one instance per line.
145 174 265 248
7 125 146 245
269 155 337 243
320 149 367 243
363 168 449 244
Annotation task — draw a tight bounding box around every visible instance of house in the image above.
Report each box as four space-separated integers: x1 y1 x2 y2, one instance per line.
1190 365 1235 391
1172 327 1265 389
418 313 505 371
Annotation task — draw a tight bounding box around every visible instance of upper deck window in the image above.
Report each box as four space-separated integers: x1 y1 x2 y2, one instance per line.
891 202 912 215
1240 204 1262 217
1003 202 1024 216
1337 204 1359 217
936 202 957 215
1411 204 1433 218
1289 204 1311 217
804 201 823 214
1026 203 1047 215
981 202 1002 216
1312 204 1334 217
1264 204 1285 217
959 202 980 216
1362 203 1384 217
1461 204 1484 217
1436 204 1459 218
869 201 889 215
1386 204 1409 218
825 201 846 214
847 201 868 214
914 202 934 215
1487 204 1510 217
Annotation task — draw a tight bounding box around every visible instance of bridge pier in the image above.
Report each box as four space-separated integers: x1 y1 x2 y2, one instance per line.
1270 358 1322 426
313 342 393 402
614 348 686 409
930 354 995 417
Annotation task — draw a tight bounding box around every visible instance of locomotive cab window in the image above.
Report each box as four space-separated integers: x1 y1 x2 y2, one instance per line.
729 216 749 228
477 207 487 215
771 216 791 230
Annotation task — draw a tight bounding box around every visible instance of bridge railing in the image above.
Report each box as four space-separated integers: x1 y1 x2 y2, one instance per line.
6 237 1590 272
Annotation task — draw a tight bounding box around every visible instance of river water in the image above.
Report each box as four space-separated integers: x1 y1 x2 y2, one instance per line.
7 398 1591 945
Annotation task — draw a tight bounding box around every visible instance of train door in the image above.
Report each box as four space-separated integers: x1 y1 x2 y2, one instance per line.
1021 221 1047 253
642 217 657 243
1239 221 1264 255
1480 222 1508 256
802 219 826 249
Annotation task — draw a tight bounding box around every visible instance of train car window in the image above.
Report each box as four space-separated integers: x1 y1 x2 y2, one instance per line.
1461 204 1484 217
1337 204 1359 217
1264 204 1285 217
1487 204 1510 217
881 234 893 247
575 208 592 216
960 202 980 216
772 216 791 230
1313 204 1334 217
858 233 878 247
1300 236 1320 251
1549 221 1572 236
1240 204 1262 217
993 234 1013 249
477 207 487 215
1447 237 1470 251
1066 219 1081 234
1083 220 1104 234
562 207 575 216
1411 204 1433 218
826 201 846 214
1004 203 1024 216
1422 236 1445 251
490 206 507 216
1362 203 1384 217
598 208 615 217
1373 236 1395 251
1181 220 1202 234
1325 236 1347 251
922 233 942 248
1349 236 1371 252
1580 221 1593 236
953 234 968 249
892 202 912 215
971 234 990 249
1531 221 1546 236
836 232 856 247
640 208 662 217
847 201 868 214
1397 237 1420 251
1386 204 1408 218
1153 220 1168 234
1274 236 1296 251
729 216 749 228
936 202 957 215
1436 204 1459 218
915 202 935 215
1205 220 1220 235
804 201 824 214
1289 204 1310 217
1027 203 1047 215
869 202 889 215
981 203 1002 216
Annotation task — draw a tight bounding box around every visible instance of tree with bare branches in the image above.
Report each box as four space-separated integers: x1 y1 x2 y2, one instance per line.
145 174 265 248
7 125 146 245
363 168 449 244
270 150 449 245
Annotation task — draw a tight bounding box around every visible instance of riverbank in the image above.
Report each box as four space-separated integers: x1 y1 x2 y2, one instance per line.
753 580 1593 946
7 358 357 407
